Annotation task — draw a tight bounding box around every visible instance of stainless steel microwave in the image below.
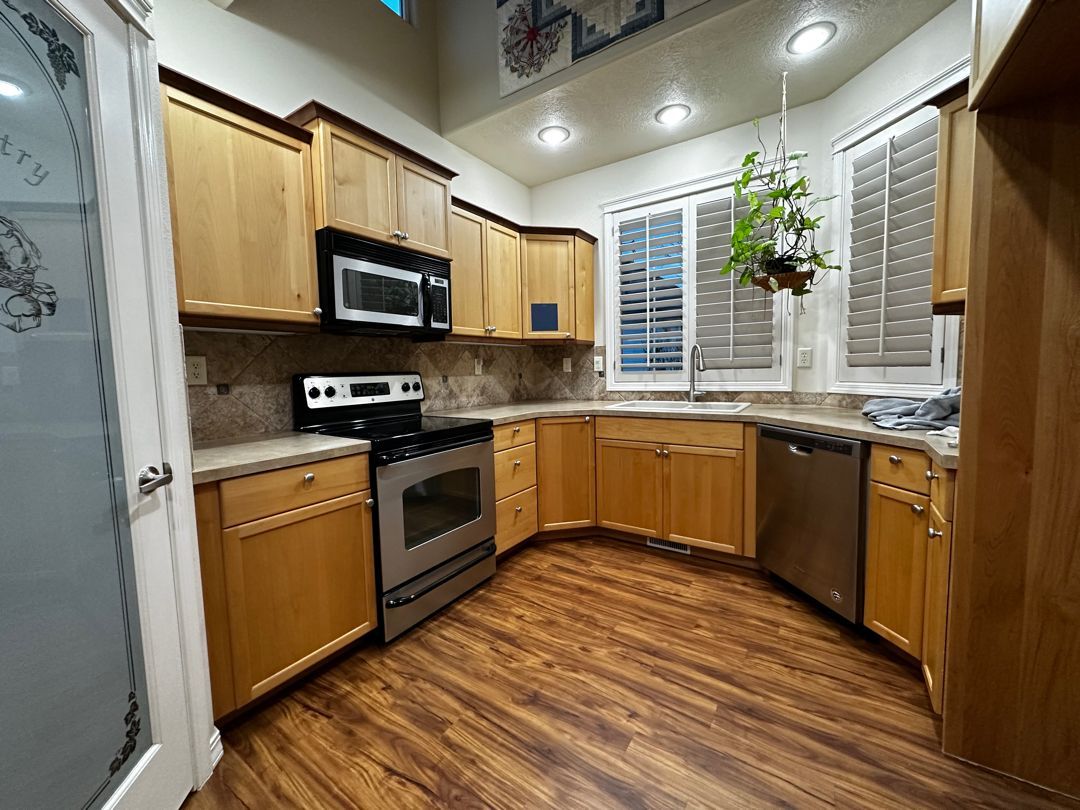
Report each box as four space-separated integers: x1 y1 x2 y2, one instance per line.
316 229 451 336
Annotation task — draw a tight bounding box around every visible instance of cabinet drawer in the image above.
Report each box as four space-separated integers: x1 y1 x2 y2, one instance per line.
870 444 932 495
494 442 536 499
220 455 369 527
929 462 956 520
494 420 536 452
595 416 743 450
496 487 537 554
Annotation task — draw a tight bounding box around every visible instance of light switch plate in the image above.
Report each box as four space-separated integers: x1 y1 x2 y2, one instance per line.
185 355 207 385
797 347 813 368
593 355 604 372
562 357 573 373
474 358 483 375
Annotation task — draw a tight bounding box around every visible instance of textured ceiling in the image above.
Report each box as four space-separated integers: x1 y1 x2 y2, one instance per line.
443 0 953 186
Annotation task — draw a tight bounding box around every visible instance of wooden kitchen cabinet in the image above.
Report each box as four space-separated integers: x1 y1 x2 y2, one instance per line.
931 93 976 314
536 416 595 531
521 233 595 340
291 103 455 259
664 445 744 555
486 221 524 339
596 439 664 537
449 207 489 337
864 481 930 656
160 78 320 327
922 502 953 714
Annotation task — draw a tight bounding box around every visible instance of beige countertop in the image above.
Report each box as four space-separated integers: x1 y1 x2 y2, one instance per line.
191 432 370 485
431 400 960 469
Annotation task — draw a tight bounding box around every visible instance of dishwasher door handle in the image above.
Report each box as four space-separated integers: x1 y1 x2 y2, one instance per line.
788 444 814 457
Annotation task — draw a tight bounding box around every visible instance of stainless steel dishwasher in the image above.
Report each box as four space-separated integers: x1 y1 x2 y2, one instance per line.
756 425 868 622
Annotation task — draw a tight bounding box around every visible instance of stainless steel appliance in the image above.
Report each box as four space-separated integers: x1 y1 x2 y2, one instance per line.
293 372 495 640
316 229 450 336
756 425 868 622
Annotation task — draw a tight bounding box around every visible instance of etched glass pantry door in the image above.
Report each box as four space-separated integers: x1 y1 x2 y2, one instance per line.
0 0 194 807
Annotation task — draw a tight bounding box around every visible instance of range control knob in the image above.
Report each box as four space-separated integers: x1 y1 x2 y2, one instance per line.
401 382 410 393
324 386 337 398
412 382 421 392
308 387 320 399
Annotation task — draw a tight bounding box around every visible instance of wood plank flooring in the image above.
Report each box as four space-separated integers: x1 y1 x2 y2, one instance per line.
185 538 1076 809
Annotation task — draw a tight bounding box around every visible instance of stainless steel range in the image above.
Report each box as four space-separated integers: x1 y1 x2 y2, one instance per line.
293 372 496 641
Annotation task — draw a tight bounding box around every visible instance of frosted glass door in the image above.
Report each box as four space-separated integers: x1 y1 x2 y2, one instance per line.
0 1 154 806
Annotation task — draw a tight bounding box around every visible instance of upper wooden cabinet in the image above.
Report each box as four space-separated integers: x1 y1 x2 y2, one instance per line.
931 93 976 314
521 233 595 340
486 221 524 339
289 102 455 260
449 207 488 338
536 416 596 531
160 78 320 327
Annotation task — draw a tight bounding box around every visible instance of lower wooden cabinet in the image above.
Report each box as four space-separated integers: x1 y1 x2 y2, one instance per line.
921 502 953 714
596 439 664 537
864 482 930 656
537 416 595 530
496 486 538 554
664 445 744 555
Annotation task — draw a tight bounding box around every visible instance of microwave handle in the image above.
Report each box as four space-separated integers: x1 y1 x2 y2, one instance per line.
420 274 431 328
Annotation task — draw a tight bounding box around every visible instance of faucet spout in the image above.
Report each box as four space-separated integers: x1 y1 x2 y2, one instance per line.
689 343 705 403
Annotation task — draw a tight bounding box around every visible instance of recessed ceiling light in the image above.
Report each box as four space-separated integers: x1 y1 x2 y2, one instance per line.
0 79 25 98
787 22 836 55
538 125 570 145
655 103 691 126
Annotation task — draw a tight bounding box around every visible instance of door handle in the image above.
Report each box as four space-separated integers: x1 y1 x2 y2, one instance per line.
911 504 925 515
788 444 813 456
928 527 943 538
137 462 173 495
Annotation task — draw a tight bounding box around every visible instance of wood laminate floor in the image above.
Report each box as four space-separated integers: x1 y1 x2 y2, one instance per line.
186 538 1076 809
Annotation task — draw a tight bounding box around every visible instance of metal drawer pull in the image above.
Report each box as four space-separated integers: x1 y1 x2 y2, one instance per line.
313 307 323 317
888 454 902 465
584 416 591 423
513 459 522 467
925 469 939 481
911 504 925 515
365 498 375 508
515 506 523 513
928 527 943 538
512 426 521 434
303 472 315 484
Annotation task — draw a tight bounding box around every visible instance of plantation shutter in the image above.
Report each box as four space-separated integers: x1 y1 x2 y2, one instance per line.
845 114 939 367
694 194 775 369
615 207 685 373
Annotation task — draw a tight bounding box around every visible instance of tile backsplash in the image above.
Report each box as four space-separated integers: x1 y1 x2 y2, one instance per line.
182 331 869 443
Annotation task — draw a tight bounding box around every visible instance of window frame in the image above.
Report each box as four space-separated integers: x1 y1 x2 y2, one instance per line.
378 0 413 24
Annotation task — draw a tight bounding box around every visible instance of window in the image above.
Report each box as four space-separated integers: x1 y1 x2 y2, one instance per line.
607 173 792 390
378 0 409 21
833 106 959 395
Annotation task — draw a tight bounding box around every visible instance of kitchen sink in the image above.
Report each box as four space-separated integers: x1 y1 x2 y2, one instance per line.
605 400 751 414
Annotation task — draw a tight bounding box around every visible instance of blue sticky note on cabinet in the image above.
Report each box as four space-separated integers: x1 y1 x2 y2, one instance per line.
531 303 558 332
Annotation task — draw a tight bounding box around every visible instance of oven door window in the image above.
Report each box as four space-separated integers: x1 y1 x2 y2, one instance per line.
402 467 481 549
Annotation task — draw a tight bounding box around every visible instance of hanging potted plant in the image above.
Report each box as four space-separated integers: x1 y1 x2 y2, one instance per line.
722 73 838 297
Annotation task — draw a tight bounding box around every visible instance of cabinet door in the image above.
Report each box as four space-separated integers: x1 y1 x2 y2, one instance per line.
663 445 743 554
222 492 377 704
596 439 663 537
521 233 574 339
313 121 398 246
574 236 595 342
537 416 596 530
932 95 976 312
922 503 953 714
864 482 929 655
162 86 319 325
450 207 488 337
485 221 522 339
396 158 452 259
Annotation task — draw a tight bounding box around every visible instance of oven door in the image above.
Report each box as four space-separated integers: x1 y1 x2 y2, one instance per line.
375 438 495 591
332 254 425 328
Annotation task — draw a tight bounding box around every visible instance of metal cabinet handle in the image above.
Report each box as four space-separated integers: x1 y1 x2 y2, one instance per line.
365 498 375 508
313 307 323 317
565 332 571 338
402 232 410 240
584 416 591 423
911 504 925 515
925 469 939 481
655 448 662 456
513 459 522 467
137 462 173 495
513 426 521 434
888 454 903 465
662 449 670 457
303 472 315 484
392 229 403 238
515 506 523 513
928 527 943 538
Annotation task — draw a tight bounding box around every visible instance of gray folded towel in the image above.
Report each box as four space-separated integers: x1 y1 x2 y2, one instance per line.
862 387 961 431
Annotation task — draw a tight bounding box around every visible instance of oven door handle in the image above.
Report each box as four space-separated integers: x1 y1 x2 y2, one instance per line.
385 541 496 608
377 432 493 465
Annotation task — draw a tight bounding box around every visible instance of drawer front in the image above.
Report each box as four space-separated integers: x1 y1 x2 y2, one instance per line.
220 454 369 527
494 420 536 452
496 487 538 553
929 462 956 520
595 416 743 450
494 442 537 500
870 444 932 495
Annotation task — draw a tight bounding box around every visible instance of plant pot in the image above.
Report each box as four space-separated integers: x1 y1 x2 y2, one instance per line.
751 258 813 293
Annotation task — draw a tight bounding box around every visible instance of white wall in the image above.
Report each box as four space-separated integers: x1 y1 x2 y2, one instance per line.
530 1 970 392
153 0 532 222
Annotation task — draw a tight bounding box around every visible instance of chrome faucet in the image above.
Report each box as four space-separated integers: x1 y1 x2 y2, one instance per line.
689 343 706 403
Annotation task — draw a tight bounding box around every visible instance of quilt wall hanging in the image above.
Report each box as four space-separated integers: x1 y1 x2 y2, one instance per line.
498 0 709 97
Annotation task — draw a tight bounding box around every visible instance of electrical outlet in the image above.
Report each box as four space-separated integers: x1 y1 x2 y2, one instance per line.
185 355 207 385
474 358 483 376
562 357 573 373
797 347 813 368
593 355 604 372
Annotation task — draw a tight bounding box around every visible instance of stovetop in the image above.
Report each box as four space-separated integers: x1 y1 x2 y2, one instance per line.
312 414 492 452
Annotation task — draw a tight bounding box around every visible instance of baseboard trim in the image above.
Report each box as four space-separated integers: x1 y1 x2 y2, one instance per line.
528 528 761 570
205 728 223 785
